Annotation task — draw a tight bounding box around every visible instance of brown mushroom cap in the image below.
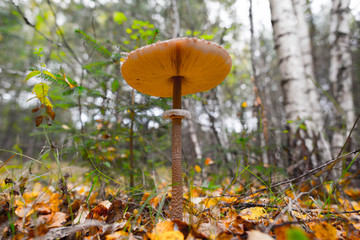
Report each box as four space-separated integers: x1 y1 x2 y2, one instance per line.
121 38 232 97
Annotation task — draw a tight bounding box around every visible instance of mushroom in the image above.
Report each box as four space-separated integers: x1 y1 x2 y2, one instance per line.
121 38 232 220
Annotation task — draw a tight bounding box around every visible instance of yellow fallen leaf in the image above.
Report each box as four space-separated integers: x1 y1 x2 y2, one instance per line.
105 231 129 240
150 231 184 240
240 207 267 220
153 221 174 233
194 165 201 173
310 222 337 240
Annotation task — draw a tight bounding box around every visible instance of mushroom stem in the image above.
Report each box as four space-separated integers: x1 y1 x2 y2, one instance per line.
172 76 182 109
170 76 183 220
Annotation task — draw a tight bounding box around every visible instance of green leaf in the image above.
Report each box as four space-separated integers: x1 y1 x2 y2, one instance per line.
126 28 132 34
111 79 119 92
103 162 111 168
75 29 112 58
130 34 138 40
200 34 214 40
286 228 309 240
25 70 41 82
113 12 127 24
43 70 57 80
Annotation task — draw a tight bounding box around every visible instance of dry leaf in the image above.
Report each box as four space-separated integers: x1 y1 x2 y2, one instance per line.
247 230 274 240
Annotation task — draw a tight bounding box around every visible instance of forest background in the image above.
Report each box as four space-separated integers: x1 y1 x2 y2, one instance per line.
1 0 360 238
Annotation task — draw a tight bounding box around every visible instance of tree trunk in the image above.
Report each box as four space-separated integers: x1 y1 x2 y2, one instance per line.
184 99 202 160
292 0 324 129
269 0 325 169
329 0 355 169
249 0 270 166
270 0 309 124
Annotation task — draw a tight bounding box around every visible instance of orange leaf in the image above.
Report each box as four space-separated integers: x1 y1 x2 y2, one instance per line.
310 222 337 240
204 157 215 165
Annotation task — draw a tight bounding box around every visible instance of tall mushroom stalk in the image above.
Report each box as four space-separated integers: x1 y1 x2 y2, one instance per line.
170 76 183 220
121 38 232 220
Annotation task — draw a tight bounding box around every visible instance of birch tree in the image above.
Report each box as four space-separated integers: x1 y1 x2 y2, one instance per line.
269 0 329 167
329 0 355 158
292 0 324 129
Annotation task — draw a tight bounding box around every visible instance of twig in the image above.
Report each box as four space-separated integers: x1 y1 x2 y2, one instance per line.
270 216 347 230
244 149 360 196
11 1 61 46
324 112 360 182
46 0 81 64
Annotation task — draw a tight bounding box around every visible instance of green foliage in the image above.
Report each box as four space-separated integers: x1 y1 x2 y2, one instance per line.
25 70 41 82
113 12 127 24
75 29 112 58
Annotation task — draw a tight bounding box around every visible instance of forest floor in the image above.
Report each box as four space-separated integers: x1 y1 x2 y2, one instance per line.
1 160 360 240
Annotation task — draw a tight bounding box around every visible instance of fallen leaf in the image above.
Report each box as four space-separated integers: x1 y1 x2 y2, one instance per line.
310 222 337 240
47 212 67 228
247 230 274 240
106 200 124 224
105 230 129 240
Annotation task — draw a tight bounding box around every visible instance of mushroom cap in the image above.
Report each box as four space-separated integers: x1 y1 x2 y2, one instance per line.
121 38 232 97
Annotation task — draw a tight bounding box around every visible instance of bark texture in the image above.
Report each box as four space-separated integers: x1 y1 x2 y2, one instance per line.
292 0 324 129
184 99 202 160
270 0 309 126
269 0 332 168
329 0 355 160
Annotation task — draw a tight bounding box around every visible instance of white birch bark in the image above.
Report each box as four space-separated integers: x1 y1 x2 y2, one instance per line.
292 0 324 130
269 0 309 128
215 88 233 164
329 0 355 157
184 99 202 159
269 0 334 167
171 0 180 38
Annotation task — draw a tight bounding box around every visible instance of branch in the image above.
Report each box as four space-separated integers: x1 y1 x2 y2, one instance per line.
246 148 360 195
11 1 61 46
46 0 81 64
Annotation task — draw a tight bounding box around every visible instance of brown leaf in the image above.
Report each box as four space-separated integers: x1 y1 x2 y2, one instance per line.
106 200 124 224
28 223 49 237
343 223 360 240
47 212 67 228
87 204 108 220
35 115 44 127
68 199 81 215
172 219 207 240
216 232 233 240
0 201 9 223
4 178 14 184
34 203 52 215
46 105 56 120
31 107 40 112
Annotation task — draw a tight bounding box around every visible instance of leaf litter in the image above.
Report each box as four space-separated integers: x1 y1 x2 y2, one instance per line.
1 170 360 239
